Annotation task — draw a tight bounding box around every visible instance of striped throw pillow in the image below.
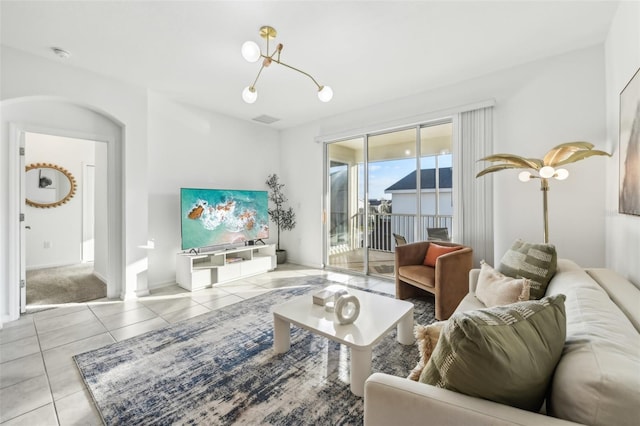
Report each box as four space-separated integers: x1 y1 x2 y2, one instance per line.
419 294 566 412
498 239 557 300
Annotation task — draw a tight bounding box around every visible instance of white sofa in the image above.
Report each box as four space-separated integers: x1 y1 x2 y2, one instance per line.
364 259 640 426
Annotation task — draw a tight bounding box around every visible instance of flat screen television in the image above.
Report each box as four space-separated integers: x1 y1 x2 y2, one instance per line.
180 188 269 251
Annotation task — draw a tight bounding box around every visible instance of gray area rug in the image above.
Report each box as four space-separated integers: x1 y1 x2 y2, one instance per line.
27 263 106 305
74 278 436 425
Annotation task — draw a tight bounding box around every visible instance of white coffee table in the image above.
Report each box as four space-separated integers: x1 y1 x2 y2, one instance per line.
271 285 414 397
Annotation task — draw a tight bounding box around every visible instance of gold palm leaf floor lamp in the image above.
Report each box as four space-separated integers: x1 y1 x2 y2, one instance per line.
477 142 611 244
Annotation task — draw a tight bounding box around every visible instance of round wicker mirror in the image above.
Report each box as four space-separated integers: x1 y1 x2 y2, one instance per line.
25 163 77 208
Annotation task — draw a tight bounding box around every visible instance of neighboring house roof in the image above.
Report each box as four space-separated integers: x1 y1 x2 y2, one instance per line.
385 168 452 192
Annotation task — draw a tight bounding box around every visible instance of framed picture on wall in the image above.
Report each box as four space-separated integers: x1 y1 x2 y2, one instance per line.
619 67 640 216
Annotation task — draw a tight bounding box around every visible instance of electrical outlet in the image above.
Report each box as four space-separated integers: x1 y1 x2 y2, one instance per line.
44 241 51 249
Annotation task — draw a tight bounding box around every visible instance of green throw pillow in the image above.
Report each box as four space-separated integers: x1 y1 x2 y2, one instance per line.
498 239 557 299
419 294 566 412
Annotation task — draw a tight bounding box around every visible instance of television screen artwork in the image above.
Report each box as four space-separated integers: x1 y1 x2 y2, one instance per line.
180 188 269 250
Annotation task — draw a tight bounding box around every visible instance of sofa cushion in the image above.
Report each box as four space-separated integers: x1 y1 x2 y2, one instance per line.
408 321 447 381
498 239 557 300
586 268 640 333
545 260 640 426
476 261 530 307
419 294 566 412
423 243 462 267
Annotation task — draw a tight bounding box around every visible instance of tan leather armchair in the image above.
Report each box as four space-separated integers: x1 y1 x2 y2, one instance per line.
395 241 473 320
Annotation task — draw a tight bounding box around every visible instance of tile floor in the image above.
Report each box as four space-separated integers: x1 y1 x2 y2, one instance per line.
0 264 394 425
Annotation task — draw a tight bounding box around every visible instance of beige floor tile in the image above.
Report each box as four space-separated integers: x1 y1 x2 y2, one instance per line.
55 388 102 426
1 402 58 426
215 282 273 299
323 271 354 284
188 287 231 304
88 299 145 319
146 285 191 297
0 335 40 364
48 365 86 401
34 308 96 334
243 269 306 284
162 304 211 324
42 333 115 374
0 352 45 389
0 374 52 423
200 294 244 310
140 296 199 316
30 305 89 321
0 315 34 329
0 322 36 345
98 305 158 331
372 281 396 295
38 318 107 351
253 277 315 290
110 316 169 342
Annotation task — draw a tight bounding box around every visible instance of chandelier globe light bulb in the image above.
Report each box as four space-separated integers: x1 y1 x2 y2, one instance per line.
555 168 569 180
539 166 556 179
518 171 532 182
242 26 333 103
241 41 261 63
318 85 333 102
242 86 258 104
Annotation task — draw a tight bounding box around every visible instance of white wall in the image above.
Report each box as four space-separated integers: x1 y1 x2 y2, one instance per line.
146 93 280 288
493 46 607 267
277 124 325 267
94 138 108 281
604 1 640 286
24 133 104 271
1 46 147 321
281 45 609 269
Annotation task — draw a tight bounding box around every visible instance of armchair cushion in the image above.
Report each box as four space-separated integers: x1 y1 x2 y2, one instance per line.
399 265 435 288
419 294 567 412
424 243 462 267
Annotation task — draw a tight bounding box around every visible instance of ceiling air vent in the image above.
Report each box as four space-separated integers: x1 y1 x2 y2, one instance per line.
252 115 281 125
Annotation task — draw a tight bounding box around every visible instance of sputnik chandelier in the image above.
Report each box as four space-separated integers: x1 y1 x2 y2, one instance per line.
241 26 333 104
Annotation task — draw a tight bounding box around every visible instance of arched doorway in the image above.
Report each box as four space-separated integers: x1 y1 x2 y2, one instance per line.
3 96 125 319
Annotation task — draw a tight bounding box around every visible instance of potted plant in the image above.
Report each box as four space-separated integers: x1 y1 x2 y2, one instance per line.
265 174 296 264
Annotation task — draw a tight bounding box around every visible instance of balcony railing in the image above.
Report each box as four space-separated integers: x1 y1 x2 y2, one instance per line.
330 213 453 254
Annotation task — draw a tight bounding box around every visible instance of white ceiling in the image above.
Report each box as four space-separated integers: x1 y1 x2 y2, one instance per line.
0 1 620 130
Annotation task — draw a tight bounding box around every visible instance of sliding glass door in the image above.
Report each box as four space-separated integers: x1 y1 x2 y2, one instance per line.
420 123 453 241
367 128 417 275
324 121 452 278
327 138 365 274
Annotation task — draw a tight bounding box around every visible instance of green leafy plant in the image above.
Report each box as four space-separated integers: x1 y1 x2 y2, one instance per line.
265 174 296 251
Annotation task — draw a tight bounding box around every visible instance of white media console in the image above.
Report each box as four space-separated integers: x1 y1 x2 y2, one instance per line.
176 244 277 291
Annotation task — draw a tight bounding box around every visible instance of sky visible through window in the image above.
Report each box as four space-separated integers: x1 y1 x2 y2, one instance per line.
363 154 452 200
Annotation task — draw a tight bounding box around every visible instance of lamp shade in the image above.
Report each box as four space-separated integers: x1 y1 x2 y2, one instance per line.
241 41 261 63
518 171 532 182
539 166 555 179
555 168 569 180
318 85 333 102
242 86 257 104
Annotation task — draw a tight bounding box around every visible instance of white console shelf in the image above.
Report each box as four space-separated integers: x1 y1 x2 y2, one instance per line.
176 244 276 291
